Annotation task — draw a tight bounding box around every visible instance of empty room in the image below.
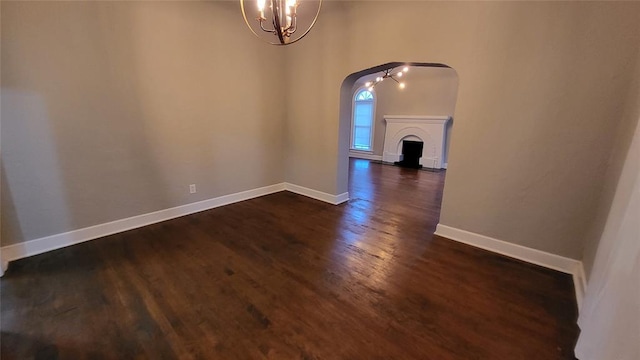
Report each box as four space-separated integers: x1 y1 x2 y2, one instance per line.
1 1 639 359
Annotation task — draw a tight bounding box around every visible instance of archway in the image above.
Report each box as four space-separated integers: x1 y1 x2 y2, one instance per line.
337 62 459 195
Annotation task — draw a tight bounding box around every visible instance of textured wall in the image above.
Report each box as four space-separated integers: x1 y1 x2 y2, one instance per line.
581 45 640 278
576 103 640 360
1 1 286 245
285 1 640 259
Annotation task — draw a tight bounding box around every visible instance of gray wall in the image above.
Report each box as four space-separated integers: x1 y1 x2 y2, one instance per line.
286 1 640 259
581 46 640 278
575 92 640 360
1 2 286 245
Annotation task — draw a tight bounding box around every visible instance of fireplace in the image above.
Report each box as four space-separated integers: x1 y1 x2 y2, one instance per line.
395 140 424 168
382 115 451 169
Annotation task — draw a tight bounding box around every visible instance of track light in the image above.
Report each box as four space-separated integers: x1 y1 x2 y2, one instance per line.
366 66 410 91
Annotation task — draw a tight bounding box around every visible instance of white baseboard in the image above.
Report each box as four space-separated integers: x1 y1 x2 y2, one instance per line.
572 262 587 311
349 151 383 161
1 183 287 264
435 224 585 309
334 192 350 205
0 255 8 277
0 182 350 272
285 183 349 205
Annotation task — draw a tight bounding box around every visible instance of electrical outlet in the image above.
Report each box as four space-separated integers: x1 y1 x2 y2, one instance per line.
189 184 196 194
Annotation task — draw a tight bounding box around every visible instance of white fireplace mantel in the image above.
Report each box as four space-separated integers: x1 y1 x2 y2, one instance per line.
382 115 451 169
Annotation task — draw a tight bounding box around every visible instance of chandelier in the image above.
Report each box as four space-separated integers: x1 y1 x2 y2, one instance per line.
241 0 322 45
366 66 409 91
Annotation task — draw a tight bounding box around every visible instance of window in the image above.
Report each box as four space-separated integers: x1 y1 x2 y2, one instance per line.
351 89 375 151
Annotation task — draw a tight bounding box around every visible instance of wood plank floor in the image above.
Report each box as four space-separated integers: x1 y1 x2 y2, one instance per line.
1 159 579 359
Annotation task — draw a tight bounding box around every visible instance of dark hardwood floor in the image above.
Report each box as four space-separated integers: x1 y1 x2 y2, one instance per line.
1 159 579 359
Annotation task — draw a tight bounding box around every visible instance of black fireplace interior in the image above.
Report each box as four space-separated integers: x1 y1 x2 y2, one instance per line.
395 140 424 169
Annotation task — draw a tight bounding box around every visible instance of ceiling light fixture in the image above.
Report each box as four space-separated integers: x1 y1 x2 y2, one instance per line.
365 66 409 91
241 0 322 45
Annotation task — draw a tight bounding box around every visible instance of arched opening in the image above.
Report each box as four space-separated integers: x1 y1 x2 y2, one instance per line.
337 62 459 231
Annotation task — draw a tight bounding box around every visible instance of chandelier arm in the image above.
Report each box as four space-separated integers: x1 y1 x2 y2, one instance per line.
282 0 322 45
288 13 297 35
241 0 264 40
259 18 277 34
271 0 287 44
290 4 300 35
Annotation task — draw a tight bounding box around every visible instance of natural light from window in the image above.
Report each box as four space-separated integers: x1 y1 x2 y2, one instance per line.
352 89 375 151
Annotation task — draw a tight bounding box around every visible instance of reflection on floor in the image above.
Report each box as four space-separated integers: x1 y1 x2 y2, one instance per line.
0 159 578 359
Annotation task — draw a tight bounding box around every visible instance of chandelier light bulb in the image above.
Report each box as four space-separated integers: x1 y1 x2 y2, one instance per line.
397 72 403 77
286 0 296 22
257 0 266 11
365 82 372 87
399 82 406 89
368 87 374 91
403 66 409 73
